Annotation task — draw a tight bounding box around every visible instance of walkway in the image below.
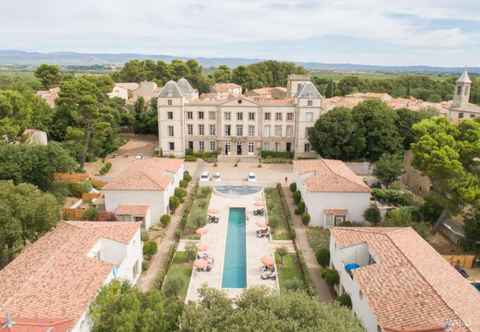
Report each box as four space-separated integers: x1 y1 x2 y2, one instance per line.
282 186 333 302
137 160 203 292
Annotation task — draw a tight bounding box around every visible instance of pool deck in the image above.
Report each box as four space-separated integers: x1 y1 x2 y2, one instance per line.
185 189 278 302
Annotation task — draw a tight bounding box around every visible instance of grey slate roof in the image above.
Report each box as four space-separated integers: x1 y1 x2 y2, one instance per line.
177 78 194 94
457 71 472 84
296 82 322 99
158 80 184 98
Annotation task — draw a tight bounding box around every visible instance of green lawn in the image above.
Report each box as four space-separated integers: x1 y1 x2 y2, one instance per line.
275 253 306 292
306 227 330 252
265 188 292 240
183 187 212 238
162 251 193 300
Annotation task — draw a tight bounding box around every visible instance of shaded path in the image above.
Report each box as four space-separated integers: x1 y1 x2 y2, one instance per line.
137 160 204 292
282 186 333 302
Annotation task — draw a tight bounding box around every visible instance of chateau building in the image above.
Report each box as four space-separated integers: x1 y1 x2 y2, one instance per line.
157 75 324 157
449 70 480 122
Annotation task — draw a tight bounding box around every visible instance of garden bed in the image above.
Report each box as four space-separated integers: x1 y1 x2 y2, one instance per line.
265 187 293 240
306 227 330 252
275 253 306 292
161 251 193 300
182 186 212 238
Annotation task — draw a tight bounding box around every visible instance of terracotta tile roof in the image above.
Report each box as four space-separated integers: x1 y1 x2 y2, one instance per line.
331 227 480 332
103 158 183 191
115 82 140 91
0 221 140 331
0 318 74 332
211 83 241 93
115 204 150 216
293 159 370 193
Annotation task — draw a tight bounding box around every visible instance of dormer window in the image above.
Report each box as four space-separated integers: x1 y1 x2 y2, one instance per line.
307 100 313 106
168 99 173 105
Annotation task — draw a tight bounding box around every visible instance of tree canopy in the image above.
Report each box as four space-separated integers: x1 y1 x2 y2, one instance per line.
0 180 60 267
0 142 77 191
34 64 63 89
373 153 405 187
412 117 480 226
179 287 363 332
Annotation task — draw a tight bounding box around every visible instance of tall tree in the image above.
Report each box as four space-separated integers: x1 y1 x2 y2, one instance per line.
373 153 404 187
213 65 232 83
412 117 480 230
34 64 62 89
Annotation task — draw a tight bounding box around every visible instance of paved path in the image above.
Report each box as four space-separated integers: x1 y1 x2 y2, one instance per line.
282 186 333 302
137 160 203 292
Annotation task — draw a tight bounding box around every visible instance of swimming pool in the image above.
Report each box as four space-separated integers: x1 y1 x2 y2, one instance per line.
222 208 247 288
215 185 261 196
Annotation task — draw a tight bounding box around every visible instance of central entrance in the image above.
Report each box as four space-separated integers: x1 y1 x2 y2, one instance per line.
237 143 242 155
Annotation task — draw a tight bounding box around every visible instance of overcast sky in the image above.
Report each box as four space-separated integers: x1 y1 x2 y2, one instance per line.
1 0 479 66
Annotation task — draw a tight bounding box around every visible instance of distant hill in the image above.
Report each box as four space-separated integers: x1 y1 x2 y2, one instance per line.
0 50 479 75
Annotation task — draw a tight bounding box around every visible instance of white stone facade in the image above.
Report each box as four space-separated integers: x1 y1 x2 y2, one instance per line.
158 75 325 158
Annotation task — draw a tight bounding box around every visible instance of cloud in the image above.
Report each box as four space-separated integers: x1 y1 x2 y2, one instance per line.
0 0 478 66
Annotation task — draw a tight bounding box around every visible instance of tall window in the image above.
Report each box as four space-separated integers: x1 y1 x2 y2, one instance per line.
236 125 243 136
225 125 231 136
276 113 282 121
199 124 205 136
210 141 216 152
224 112 231 121
248 112 255 120
264 125 271 137
187 112 193 120
198 111 204 120
209 124 216 136
286 125 293 137
167 112 173 120
199 141 205 151
305 112 313 122
209 111 216 120
264 112 271 121
248 125 255 137
305 127 311 138
168 125 174 137
169 142 175 151
248 142 254 153
237 112 243 121
287 112 294 121
187 124 193 136
304 143 311 152
275 125 282 137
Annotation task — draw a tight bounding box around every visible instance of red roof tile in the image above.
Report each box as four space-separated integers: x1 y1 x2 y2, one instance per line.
0 221 140 329
294 159 370 193
115 204 150 216
331 227 480 332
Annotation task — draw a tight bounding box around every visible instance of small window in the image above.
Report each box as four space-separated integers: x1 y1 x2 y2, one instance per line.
168 100 172 106
470 114 476 118
224 112 231 121
167 112 173 120
459 112 464 119
276 113 282 121
307 100 313 106
304 143 311 152
287 112 294 121
198 111 204 120
264 112 271 121
248 112 255 120
237 112 243 121
187 112 193 120
169 142 175 151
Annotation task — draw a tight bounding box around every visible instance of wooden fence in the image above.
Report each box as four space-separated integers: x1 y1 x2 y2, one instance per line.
443 255 477 268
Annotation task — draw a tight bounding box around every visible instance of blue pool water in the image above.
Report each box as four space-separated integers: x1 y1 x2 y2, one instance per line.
222 208 247 288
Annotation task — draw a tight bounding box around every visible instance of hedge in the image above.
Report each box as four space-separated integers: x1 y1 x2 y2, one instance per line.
260 150 293 159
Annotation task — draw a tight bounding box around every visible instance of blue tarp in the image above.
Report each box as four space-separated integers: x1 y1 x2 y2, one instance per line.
345 263 360 272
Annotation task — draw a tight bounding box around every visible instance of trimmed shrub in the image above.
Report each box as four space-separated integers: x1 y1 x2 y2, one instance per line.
185 242 198 261
293 190 302 204
169 196 180 213
143 241 158 258
175 187 187 199
142 260 150 272
302 213 311 226
160 214 171 227
338 221 354 227
185 155 197 162
295 201 305 215
99 161 112 175
321 268 339 287
337 293 352 308
163 274 186 298
371 188 416 206
260 150 293 159
180 179 188 188
363 205 382 225
183 171 192 182
82 207 98 221
289 182 297 192
315 248 330 267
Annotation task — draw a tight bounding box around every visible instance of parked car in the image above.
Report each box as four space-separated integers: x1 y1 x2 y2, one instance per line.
212 172 221 182
200 171 210 182
135 154 144 160
247 172 256 182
